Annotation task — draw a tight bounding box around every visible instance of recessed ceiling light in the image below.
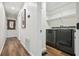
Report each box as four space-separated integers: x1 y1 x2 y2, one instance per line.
11 7 15 10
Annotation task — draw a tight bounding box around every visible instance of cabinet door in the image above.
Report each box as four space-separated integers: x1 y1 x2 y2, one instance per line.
56 29 73 47
51 30 55 42
46 29 56 47
51 30 56 47
46 29 52 42
56 29 74 55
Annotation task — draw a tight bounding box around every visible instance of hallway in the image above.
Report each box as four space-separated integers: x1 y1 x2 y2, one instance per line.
0 2 43 56
1 37 30 56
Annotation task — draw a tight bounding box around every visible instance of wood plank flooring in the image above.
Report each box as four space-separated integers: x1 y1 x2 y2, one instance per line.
1 37 30 56
0 37 70 56
45 45 70 56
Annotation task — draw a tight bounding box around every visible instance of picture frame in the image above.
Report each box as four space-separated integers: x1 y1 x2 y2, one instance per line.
7 20 16 30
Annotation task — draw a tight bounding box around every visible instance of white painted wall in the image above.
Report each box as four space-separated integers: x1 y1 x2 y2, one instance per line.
0 2 6 54
47 3 76 27
41 3 51 53
6 18 17 38
48 15 76 27
17 2 42 56
75 2 79 56
47 3 76 19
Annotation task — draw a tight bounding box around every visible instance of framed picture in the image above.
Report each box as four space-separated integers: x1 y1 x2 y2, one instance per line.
21 9 26 28
7 20 16 30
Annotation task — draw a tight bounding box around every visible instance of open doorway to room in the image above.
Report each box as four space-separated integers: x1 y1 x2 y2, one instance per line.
42 2 76 56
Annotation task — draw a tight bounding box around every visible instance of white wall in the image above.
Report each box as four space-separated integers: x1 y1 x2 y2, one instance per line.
17 2 42 56
6 18 17 38
48 15 76 27
41 3 52 53
47 3 77 27
75 2 79 56
0 2 6 54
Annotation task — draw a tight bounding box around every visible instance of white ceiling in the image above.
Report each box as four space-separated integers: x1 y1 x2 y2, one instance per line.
46 2 75 18
3 2 24 19
46 2 69 12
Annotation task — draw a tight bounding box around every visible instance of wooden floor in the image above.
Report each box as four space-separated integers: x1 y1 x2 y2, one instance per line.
0 37 70 56
45 45 70 56
1 37 30 56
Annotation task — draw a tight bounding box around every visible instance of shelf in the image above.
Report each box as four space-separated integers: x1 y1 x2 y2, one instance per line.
46 13 76 21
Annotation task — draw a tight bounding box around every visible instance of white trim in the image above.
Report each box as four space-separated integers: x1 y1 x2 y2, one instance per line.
0 39 6 55
17 37 34 56
24 47 34 56
42 48 46 52
47 13 76 21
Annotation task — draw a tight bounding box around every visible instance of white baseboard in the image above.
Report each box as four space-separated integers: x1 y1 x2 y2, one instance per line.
0 39 6 55
42 48 46 53
18 38 34 56
25 47 34 56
